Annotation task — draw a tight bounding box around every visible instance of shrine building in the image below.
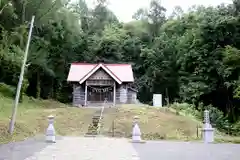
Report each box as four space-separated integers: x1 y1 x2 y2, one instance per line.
67 63 137 107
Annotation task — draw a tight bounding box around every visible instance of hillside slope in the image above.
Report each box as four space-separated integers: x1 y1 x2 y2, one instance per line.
0 94 98 144
0 93 203 144
1 94 239 144
103 106 202 140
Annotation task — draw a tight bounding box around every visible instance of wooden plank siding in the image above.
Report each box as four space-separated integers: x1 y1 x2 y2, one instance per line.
72 69 137 107
88 68 112 80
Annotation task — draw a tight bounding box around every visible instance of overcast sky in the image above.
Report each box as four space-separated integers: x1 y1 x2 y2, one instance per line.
86 0 233 22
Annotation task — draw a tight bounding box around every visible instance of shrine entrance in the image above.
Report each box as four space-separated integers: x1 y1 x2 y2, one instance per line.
87 86 114 103
83 68 117 106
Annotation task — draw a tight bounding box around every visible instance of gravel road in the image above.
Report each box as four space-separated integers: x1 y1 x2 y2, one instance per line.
0 136 239 160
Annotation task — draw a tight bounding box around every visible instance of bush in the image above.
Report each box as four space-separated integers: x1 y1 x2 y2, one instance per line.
171 102 240 135
205 105 229 131
171 102 201 119
0 80 29 102
230 121 240 136
0 83 15 97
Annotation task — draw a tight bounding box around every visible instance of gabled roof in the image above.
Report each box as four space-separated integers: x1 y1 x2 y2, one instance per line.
79 63 122 84
67 63 134 84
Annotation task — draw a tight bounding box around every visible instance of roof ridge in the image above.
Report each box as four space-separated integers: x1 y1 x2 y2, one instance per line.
79 63 122 84
67 63 134 82
78 63 98 82
71 63 131 66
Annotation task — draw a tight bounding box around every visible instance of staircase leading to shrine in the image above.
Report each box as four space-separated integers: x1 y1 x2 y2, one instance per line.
85 107 119 136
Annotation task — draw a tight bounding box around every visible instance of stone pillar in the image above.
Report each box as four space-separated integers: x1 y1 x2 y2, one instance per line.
202 110 214 143
131 116 145 143
46 115 56 143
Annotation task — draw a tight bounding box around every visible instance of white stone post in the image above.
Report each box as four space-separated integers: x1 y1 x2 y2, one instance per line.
202 110 214 143
131 116 145 143
46 115 56 143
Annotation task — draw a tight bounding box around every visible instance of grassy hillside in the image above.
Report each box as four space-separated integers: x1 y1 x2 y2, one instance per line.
103 105 202 140
0 94 98 144
0 93 240 144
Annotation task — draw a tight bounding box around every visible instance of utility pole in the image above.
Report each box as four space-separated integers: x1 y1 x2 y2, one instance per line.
9 16 35 134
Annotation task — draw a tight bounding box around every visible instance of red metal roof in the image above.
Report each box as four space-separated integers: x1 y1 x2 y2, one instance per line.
67 63 134 83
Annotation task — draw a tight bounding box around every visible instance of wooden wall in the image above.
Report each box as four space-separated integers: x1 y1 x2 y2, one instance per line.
127 89 137 104
72 83 137 106
116 84 127 103
116 84 137 104
89 68 112 80
72 69 137 106
72 84 85 106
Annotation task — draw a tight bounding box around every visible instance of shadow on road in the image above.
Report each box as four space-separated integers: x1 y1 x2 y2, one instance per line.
0 136 62 160
132 140 240 160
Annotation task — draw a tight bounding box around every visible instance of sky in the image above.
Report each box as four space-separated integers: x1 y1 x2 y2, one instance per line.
86 0 233 22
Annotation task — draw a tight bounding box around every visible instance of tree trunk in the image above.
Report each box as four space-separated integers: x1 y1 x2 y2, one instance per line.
21 0 26 23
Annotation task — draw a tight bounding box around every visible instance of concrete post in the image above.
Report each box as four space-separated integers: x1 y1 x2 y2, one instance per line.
46 115 56 143
202 110 214 143
131 116 145 143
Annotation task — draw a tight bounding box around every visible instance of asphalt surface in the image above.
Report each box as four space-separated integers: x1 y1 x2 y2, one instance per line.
0 136 239 160
132 140 240 160
0 136 62 160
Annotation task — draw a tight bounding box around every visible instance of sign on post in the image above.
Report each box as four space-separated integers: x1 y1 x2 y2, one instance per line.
153 94 162 107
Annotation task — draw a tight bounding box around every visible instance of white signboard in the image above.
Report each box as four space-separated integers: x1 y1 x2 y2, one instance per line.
153 94 162 107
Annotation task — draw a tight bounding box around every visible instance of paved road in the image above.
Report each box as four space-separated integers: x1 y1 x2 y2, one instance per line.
0 136 239 160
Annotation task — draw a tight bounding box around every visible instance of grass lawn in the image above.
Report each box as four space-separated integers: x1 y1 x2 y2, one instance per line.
0 94 240 144
106 105 202 141
0 95 98 144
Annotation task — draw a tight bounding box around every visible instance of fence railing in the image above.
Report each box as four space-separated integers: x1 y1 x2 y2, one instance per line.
97 99 107 134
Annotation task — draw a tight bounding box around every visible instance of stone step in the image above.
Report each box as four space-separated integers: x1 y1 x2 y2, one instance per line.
85 105 118 136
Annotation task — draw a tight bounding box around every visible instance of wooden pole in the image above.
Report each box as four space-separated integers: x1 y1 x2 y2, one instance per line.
113 82 116 106
196 125 199 138
85 83 87 106
9 16 35 134
112 120 114 137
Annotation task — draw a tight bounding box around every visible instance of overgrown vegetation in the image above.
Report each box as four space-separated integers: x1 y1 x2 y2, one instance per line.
171 103 240 136
0 90 207 144
0 0 240 136
1 91 239 144
0 91 97 144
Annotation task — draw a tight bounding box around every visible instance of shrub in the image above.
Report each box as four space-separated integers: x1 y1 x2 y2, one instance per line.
0 83 15 97
230 121 240 136
205 105 229 131
170 102 240 135
171 102 201 119
0 80 29 102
